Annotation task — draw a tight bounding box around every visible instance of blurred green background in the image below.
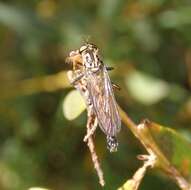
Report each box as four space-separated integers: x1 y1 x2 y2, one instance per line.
0 0 191 189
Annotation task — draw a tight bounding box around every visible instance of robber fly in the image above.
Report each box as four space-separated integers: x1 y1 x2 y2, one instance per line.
67 43 121 152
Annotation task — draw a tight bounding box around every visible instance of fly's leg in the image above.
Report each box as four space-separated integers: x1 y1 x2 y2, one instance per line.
106 66 114 71
67 70 84 85
70 73 84 85
105 66 121 90
112 83 121 91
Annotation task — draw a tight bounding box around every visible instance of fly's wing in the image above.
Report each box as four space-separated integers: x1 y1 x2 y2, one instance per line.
87 66 121 137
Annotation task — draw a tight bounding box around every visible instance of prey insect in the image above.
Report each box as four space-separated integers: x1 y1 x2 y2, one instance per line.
67 43 121 152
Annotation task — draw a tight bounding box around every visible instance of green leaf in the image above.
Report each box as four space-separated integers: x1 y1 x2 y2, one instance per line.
118 180 134 190
146 122 191 179
125 71 169 105
62 90 86 120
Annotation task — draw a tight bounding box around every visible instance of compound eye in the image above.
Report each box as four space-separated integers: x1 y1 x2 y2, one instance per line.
79 45 87 53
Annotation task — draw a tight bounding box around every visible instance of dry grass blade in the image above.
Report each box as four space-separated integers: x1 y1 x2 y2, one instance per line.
118 154 156 190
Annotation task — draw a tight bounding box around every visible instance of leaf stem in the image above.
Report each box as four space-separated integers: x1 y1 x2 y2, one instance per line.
118 105 191 190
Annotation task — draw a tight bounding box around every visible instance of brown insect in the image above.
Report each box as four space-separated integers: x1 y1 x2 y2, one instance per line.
66 43 121 152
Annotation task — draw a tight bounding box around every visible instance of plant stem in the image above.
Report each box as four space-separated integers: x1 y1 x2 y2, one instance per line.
0 71 70 100
118 105 191 190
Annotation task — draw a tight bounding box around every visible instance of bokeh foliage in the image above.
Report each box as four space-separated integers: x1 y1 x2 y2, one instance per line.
0 0 191 189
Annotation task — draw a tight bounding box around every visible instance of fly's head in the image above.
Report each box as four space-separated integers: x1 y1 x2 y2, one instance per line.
79 43 102 70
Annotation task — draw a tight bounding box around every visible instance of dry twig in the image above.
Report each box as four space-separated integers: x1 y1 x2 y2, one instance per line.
118 106 191 190
118 153 156 190
86 108 105 186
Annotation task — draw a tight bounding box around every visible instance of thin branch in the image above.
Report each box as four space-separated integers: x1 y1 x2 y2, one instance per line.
86 135 105 186
86 113 105 186
118 105 191 190
0 71 70 100
118 153 156 190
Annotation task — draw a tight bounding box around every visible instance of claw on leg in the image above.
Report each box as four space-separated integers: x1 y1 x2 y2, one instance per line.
67 71 84 85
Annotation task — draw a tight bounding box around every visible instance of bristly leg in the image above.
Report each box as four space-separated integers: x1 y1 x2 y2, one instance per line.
107 136 118 152
70 73 84 85
112 83 121 91
106 66 114 71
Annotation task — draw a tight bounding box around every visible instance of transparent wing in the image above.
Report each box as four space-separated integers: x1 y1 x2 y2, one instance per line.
87 66 121 137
